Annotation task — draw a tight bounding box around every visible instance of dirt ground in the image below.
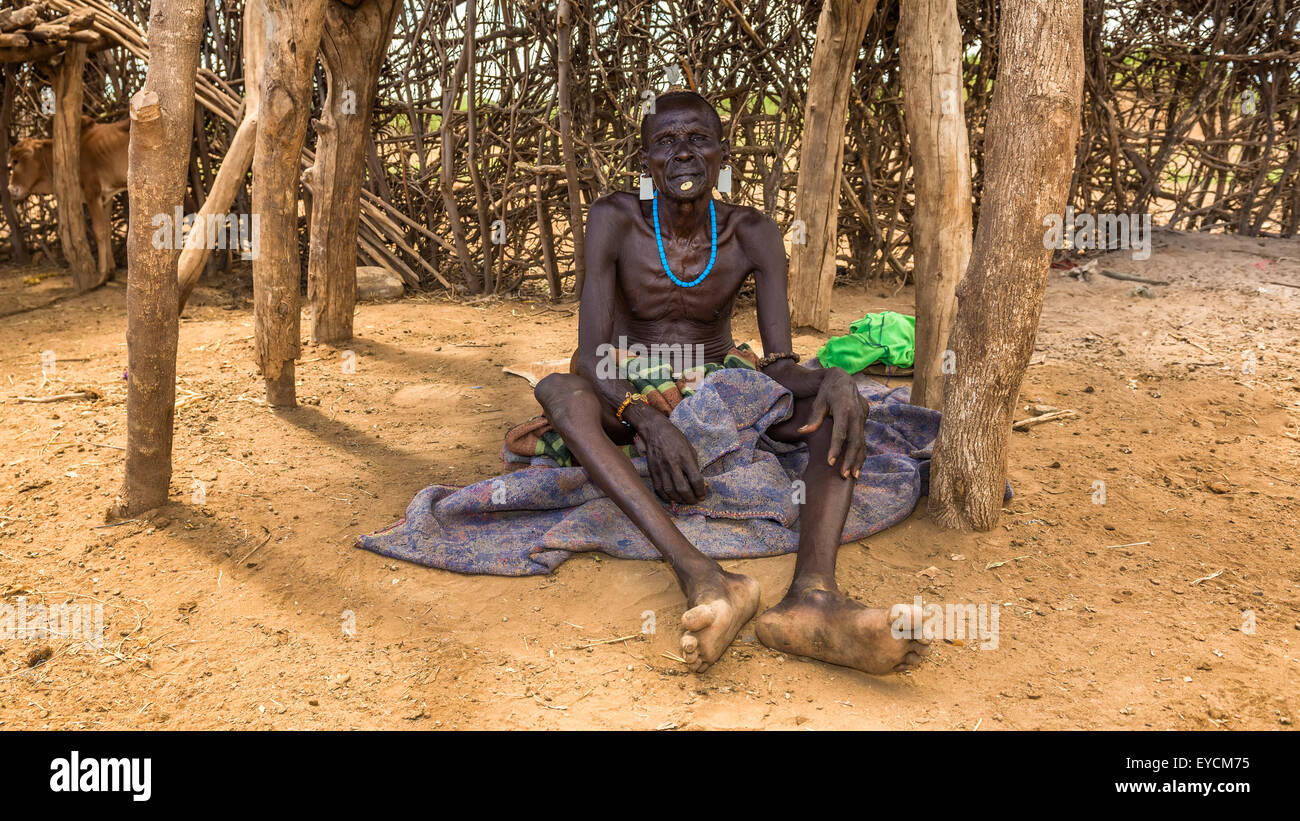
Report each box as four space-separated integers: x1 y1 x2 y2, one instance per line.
1 229 1298 730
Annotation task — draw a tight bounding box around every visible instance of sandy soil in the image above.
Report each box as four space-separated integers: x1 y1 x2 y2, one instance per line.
1 229 1298 730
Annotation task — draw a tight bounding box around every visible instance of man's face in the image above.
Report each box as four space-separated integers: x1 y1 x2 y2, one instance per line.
640 102 728 203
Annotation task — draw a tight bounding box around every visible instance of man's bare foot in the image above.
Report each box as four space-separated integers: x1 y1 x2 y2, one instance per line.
755 587 929 674
679 571 761 673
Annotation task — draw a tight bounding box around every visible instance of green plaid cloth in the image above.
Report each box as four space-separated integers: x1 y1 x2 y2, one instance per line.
505 343 759 467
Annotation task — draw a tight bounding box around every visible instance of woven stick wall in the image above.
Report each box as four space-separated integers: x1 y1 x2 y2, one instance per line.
1 0 1297 296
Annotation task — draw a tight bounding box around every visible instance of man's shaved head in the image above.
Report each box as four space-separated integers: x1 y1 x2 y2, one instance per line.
640 91 723 146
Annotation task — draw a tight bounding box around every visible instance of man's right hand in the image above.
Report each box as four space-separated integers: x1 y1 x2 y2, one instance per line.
626 408 708 505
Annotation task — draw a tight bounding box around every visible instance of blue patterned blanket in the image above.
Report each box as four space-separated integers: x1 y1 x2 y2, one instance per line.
357 367 942 576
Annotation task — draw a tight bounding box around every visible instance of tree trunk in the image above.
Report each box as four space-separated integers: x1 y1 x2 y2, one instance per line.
0 64 29 264
252 0 327 407
929 0 1084 531
52 42 99 290
556 0 586 297
787 0 876 331
899 0 972 410
305 0 399 344
118 0 204 515
176 0 265 310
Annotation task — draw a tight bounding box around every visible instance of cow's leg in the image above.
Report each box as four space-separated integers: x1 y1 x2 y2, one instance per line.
87 193 113 281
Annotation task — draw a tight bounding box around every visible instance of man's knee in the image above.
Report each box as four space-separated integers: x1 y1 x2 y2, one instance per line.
535 372 593 415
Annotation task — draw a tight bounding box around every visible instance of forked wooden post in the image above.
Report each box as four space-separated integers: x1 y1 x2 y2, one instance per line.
52 41 98 290
251 0 327 407
787 0 877 331
900 0 973 410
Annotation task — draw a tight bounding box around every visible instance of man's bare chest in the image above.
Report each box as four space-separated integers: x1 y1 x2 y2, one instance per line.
615 234 752 323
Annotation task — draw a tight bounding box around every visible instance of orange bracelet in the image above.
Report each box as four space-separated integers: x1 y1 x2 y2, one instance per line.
615 392 647 425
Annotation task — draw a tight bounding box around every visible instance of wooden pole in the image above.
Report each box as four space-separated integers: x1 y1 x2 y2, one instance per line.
0 63 30 264
556 0 585 297
252 0 327 407
118 0 204 515
899 0 972 410
787 0 876 331
177 0 265 310
305 0 400 344
929 0 1084 531
463 0 494 294
436 37 476 292
52 41 99 290
176 112 257 307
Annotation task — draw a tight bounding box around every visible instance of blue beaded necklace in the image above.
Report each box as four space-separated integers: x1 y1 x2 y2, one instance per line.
651 193 717 288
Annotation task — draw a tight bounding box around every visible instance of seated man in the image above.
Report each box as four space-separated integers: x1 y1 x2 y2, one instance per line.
533 91 928 674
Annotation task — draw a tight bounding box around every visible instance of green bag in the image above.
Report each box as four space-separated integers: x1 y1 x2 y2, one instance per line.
816 311 916 374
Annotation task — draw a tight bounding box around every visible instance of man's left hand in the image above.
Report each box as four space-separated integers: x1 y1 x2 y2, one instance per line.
796 368 869 479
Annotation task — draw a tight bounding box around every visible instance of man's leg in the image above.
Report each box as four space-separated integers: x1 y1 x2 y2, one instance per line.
755 396 929 674
534 372 759 672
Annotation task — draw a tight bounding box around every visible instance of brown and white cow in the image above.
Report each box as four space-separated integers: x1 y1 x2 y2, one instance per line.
7 116 129 279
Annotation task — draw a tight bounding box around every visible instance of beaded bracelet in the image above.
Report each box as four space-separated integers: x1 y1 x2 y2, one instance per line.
615 392 648 425
757 351 801 369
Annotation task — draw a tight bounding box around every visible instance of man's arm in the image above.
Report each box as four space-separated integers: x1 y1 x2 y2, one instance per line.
574 198 643 415
748 213 867 478
749 214 823 397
